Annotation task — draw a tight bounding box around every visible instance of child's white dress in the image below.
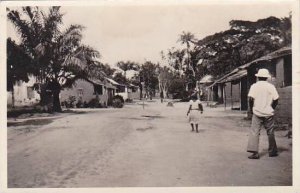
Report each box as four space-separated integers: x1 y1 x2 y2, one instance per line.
189 99 201 124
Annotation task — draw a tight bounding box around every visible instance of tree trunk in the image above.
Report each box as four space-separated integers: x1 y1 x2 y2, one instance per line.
53 90 62 112
45 79 63 112
163 82 169 98
158 81 162 93
39 83 54 112
139 84 143 100
39 83 48 108
11 87 15 108
163 88 167 99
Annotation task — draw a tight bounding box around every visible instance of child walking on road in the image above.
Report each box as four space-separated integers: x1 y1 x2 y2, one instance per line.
187 94 203 133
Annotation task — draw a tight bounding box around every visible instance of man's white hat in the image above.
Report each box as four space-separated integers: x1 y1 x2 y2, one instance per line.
255 68 271 78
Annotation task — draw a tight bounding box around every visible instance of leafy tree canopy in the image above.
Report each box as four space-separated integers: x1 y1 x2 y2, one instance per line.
194 16 291 78
7 38 33 91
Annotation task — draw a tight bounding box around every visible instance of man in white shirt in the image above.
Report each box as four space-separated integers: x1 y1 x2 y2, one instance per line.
247 68 279 159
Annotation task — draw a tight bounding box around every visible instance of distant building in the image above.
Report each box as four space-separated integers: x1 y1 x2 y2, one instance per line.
198 75 215 101
105 77 139 100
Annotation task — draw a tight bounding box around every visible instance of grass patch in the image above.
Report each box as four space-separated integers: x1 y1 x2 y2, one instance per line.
7 119 54 127
7 107 41 118
7 107 87 119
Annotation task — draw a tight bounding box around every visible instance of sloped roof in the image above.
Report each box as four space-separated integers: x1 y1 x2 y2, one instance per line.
238 46 291 70
105 77 138 88
88 78 116 89
199 75 214 84
105 83 116 89
105 77 121 86
89 78 104 86
209 46 291 87
129 83 139 88
218 69 247 83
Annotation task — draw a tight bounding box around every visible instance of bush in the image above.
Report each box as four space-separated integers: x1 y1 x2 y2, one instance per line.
62 96 76 108
172 90 190 100
180 91 191 102
76 100 83 108
125 98 133 103
83 101 89 108
88 98 101 108
169 78 190 100
112 95 124 108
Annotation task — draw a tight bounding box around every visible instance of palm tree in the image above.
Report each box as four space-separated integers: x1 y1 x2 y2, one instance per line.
8 6 100 112
178 31 197 77
178 31 198 90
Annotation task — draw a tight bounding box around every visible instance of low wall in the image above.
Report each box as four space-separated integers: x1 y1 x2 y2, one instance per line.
128 91 140 100
275 86 292 124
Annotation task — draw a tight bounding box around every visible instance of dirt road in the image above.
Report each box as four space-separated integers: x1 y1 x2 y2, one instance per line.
7 100 292 187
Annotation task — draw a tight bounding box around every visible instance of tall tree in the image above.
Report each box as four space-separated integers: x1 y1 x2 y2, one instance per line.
139 61 159 100
157 66 174 98
194 16 291 77
178 31 197 77
162 48 185 76
8 6 100 112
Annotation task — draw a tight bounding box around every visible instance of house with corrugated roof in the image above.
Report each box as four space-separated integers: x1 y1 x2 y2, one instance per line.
210 47 292 123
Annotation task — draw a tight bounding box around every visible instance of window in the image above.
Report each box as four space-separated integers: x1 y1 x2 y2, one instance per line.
77 88 84 97
27 87 34 99
116 85 125 93
93 85 103 95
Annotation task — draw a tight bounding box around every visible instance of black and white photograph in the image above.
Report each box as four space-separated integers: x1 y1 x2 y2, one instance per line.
0 0 299 192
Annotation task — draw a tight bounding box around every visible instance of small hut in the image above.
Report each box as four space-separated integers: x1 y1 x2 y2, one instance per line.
198 75 215 101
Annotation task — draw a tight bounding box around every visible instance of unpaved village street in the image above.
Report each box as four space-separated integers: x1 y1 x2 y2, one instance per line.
7 100 292 187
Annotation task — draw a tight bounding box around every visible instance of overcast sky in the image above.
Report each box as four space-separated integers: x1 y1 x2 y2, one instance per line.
7 2 292 68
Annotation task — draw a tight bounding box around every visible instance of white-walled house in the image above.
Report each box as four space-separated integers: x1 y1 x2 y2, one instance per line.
7 76 40 107
60 78 116 107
